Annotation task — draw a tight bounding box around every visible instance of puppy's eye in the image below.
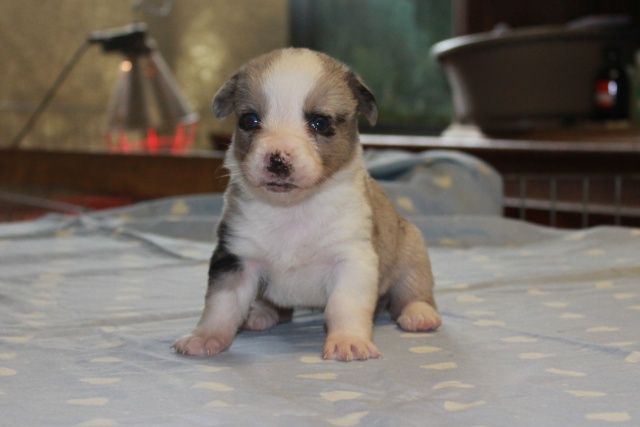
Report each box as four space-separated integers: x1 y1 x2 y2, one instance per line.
239 113 261 131
308 114 331 134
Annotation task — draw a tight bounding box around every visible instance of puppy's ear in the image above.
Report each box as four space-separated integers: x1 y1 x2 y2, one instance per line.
347 72 378 126
212 73 238 119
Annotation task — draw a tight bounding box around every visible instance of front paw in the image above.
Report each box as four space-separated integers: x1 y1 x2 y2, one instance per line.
172 332 233 356
323 334 381 362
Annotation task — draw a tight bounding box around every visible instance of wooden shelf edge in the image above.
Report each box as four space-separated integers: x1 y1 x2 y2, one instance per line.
0 149 228 200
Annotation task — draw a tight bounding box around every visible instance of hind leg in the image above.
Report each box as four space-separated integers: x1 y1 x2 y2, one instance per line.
388 224 441 332
242 297 293 331
396 301 441 332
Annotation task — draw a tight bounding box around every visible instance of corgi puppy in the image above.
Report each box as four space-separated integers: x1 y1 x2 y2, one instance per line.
173 48 441 361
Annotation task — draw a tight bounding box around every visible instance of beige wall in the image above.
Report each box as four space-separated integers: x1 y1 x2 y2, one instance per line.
0 0 289 151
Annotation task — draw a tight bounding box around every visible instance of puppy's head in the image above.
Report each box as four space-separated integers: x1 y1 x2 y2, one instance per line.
213 48 377 204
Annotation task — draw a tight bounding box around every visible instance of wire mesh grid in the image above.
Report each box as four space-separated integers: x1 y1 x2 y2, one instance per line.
503 173 640 228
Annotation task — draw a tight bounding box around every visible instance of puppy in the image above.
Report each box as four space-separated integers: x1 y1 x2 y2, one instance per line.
173 48 441 361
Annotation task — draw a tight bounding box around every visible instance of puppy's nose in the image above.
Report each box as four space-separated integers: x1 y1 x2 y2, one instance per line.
266 152 292 178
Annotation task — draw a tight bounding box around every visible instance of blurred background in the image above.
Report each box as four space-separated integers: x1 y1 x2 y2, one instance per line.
2 0 640 151
0 0 290 151
1 0 640 227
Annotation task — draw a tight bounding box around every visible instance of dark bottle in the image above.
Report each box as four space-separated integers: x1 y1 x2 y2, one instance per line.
593 46 629 121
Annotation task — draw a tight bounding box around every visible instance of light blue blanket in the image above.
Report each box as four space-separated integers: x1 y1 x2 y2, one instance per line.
1 150 638 426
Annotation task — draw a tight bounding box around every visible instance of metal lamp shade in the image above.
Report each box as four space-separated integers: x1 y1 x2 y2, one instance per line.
104 45 198 153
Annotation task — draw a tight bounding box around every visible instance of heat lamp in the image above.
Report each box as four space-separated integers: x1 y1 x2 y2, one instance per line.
90 24 199 154
10 13 198 154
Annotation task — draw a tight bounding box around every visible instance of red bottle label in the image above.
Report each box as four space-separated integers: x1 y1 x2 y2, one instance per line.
594 79 616 109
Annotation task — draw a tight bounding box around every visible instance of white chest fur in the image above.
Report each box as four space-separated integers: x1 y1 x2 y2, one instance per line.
228 166 374 307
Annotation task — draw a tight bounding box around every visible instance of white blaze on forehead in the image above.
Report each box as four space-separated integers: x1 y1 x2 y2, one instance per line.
261 50 324 127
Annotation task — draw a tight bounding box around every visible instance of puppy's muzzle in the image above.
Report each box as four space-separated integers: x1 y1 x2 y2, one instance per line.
264 150 297 192
266 151 292 178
